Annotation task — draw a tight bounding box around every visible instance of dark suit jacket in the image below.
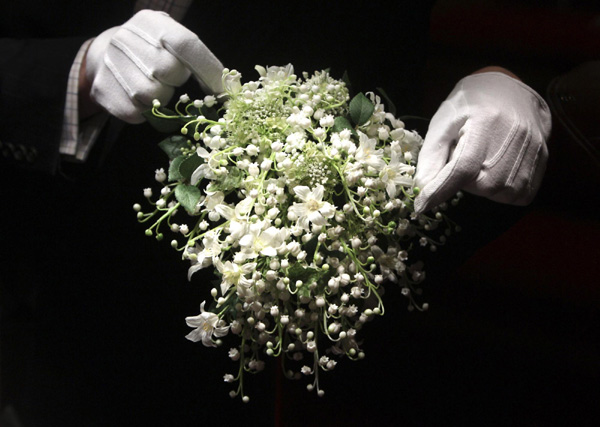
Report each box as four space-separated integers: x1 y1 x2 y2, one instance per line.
0 2 134 173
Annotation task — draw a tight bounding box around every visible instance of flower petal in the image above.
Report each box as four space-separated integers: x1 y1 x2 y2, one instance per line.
308 210 326 226
293 186 310 201
312 185 324 201
188 262 206 281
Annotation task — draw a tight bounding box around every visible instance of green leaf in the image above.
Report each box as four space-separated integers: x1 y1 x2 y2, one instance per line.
179 153 204 181
298 283 311 299
213 167 242 193
349 92 374 126
303 234 319 261
332 116 353 134
168 156 186 182
175 184 202 213
287 264 325 286
142 108 183 133
158 135 188 160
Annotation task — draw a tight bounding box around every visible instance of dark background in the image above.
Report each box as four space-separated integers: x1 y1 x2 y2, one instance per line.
2 1 600 425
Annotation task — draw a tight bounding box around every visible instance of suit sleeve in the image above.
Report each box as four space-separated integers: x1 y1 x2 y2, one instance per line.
0 37 87 173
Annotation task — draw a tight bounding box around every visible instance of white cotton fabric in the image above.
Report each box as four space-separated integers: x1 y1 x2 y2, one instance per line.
85 10 224 124
414 72 551 213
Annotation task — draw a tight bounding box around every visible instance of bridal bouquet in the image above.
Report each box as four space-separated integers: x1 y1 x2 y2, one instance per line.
135 64 459 401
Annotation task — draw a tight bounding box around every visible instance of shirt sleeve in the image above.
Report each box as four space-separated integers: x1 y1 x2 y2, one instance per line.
59 38 109 163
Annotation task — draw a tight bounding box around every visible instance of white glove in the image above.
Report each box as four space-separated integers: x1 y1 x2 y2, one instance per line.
414 72 551 213
85 10 224 124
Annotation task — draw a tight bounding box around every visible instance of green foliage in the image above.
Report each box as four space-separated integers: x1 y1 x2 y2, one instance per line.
332 116 354 134
167 153 204 183
211 167 243 193
175 184 202 214
287 263 326 287
179 154 204 181
168 156 186 182
349 92 375 126
158 135 188 160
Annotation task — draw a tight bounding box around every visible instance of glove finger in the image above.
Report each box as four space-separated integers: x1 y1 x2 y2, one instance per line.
162 32 224 95
499 100 551 205
415 119 487 213
85 27 119 78
461 110 526 198
464 103 550 205
124 10 224 94
414 100 461 190
473 129 548 205
111 28 191 87
92 54 175 123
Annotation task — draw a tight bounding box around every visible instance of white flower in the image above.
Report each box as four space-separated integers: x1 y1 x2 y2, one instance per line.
246 144 259 156
285 132 306 151
255 64 295 85
248 162 260 176
239 223 286 259
191 146 220 185
271 140 284 152
379 151 415 198
270 305 280 317
287 111 311 129
214 259 256 295
222 68 242 96
377 127 389 141
228 348 240 360
215 197 254 240
289 185 335 230
185 301 229 347
400 129 423 160
371 245 406 278
188 231 222 280
355 131 385 170
154 168 166 183
204 95 217 108
319 114 335 128
200 190 225 212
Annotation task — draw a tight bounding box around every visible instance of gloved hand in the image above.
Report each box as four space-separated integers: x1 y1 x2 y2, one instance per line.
84 9 224 124
414 71 551 213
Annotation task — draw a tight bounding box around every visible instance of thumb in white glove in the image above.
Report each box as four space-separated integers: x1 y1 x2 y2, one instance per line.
414 71 551 213
84 9 224 124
